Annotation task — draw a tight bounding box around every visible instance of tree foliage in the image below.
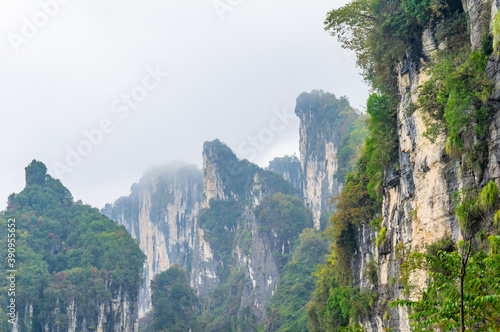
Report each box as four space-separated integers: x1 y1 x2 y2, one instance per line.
336 115 369 183
307 153 379 331
255 193 312 241
265 229 329 332
364 92 398 199
150 265 200 332
420 45 493 155
0 160 145 330
392 237 500 330
325 0 464 93
201 268 256 332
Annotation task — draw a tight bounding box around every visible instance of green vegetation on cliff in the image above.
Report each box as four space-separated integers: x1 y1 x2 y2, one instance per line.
420 41 493 162
0 160 145 330
307 153 379 331
199 199 244 274
336 115 369 184
206 140 296 199
295 90 369 184
393 236 500 331
202 268 253 332
265 229 329 332
318 0 500 330
255 193 311 244
149 265 200 332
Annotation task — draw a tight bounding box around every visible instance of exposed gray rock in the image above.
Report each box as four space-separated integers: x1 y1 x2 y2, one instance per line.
353 2 500 329
19 286 140 332
463 0 490 50
104 141 302 326
268 155 303 194
102 162 220 317
295 91 352 229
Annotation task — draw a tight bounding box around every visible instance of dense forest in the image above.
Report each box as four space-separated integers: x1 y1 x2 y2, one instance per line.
0 161 145 331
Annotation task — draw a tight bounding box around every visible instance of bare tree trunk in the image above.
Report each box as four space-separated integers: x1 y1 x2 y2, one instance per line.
460 241 471 332
460 196 472 332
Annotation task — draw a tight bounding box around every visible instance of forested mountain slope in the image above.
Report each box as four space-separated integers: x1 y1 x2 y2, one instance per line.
0 160 145 331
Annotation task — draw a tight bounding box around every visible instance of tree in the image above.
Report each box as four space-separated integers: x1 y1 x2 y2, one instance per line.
25 159 47 186
150 265 200 332
392 235 500 330
393 183 500 330
265 229 330 332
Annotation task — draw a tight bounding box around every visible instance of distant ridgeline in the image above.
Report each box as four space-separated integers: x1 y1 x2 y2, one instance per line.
0 160 145 331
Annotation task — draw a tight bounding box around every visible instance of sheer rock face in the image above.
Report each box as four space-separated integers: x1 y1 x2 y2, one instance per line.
104 142 300 324
198 140 298 323
463 0 491 50
268 155 303 193
296 93 341 230
354 1 500 330
103 162 219 317
235 199 282 323
203 142 231 207
16 288 140 332
356 47 463 332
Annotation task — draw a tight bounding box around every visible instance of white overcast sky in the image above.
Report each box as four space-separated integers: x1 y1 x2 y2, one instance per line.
0 0 368 209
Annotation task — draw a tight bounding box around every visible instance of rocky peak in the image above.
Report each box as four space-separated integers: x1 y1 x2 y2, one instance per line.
295 91 359 229
268 155 303 194
202 139 262 206
102 162 211 318
25 159 48 187
202 139 240 206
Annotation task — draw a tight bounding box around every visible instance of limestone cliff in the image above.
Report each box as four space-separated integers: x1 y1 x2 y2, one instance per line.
295 91 359 229
268 155 303 194
102 162 219 317
14 290 139 332
38 286 139 332
199 140 307 327
104 141 308 327
350 1 500 330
